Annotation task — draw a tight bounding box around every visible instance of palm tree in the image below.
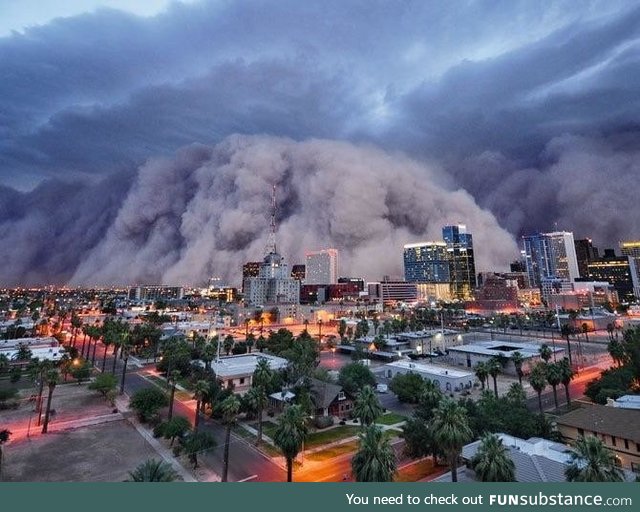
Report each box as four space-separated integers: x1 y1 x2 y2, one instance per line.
487 357 502 398
273 404 308 482
220 394 241 482
558 357 575 406
431 399 472 482
352 385 383 426
565 436 624 482
223 335 234 356
545 362 562 410
528 363 547 413
127 459 178 482
351 425 396 482
28 358 52 426
252 358 274 444
511 351 525 385
474 362 488 390
539 343 553 363
41 369 60 433
244 386 268 445
181 431 216 469
119 336 132 394
471 433 516 482
167 370 181 420
0 429 11 480
193 380 209 431
560 324 573 365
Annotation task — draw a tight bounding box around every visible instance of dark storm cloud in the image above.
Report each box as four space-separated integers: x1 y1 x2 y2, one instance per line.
0 0 638 285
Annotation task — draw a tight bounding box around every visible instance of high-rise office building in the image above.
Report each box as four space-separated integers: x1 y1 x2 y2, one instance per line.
620 241 640 285
575 238 599 278
403 242 450 283
305 248 338 284
442 225 477 300
523 231 579 289
587 249 640 302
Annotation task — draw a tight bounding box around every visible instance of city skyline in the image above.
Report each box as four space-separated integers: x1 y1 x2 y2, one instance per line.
1 1 640 287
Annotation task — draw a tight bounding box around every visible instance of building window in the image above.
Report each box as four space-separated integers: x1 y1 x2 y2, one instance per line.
625 439 629 450
578 428 584 436
239 378 245 385
338 391 345 401
637 443 640 453
611 436 617 447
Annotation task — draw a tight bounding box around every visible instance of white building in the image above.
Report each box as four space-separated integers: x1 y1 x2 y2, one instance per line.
0 337 65 362
305 248 338 284
383 360 476 392
209 354 289 394
244 252 300 306
447 340 564 375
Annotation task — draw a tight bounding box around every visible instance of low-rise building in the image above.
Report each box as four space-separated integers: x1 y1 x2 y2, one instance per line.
556 404 640 473
446 340 563 375
209 354 289 395
383 360 476 392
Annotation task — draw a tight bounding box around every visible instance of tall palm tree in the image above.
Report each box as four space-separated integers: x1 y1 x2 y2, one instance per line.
252 358 274 444
560 324 573 365
431 399 472 482
352 385 383 426
273 404 308 482
167 370 181 420
220 394 241 482
558 357 575 406
474 362 488 390
545 362 562 410
487 357 502 398
244 386 268 445
539 343 553 363
511 351 524 385
126 459 178 482
565 436 624 482
0 429 11 480
41 369 60 434
28 359 53 426
528 363 547 413
193 380 209 432
351 425 396 482
471 433 515 482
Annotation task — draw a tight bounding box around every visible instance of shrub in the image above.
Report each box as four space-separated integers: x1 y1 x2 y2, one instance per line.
129 387 169 423
314 415 334 429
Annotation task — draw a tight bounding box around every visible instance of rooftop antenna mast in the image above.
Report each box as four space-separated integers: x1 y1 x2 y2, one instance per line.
265 184 277 255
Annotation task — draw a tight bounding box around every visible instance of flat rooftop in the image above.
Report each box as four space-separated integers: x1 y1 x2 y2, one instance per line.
0 336 58 350
386 360 474 379
448 340 563 358
209 353 288 378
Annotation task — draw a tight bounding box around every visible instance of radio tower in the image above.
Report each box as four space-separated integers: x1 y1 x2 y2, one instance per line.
264 184 277 255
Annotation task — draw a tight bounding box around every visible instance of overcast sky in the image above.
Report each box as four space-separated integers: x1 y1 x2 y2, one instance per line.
1 0 639 285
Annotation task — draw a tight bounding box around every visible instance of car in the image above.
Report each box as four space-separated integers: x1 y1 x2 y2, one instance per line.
376 384 388 393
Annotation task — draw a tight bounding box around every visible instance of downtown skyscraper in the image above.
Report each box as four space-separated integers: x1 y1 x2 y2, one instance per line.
442 225 477 300
523 231 580 294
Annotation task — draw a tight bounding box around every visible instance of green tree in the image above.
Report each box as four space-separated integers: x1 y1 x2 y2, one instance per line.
511 351 525 386
89 373 118 399
244 386 268 445
41 369 60 434
474 362 488 390
539 343 553 363
338 319 347 341
130 387 169 423
193 380 209 431
389 372 426 403
471 433 516 482
180 431 216 469
273 404 308 482
352 385 383 426
167 370 181 420
431 399 472 482
545 362 562 410
126 459 178 482
351 425 396 482
337 362 376 396
558 357 575 406
528 363 547 413
487 357 502 398
161 416 191 446
220 394 241 482
223 335 234 356
565 436 624 482
560 324 573 366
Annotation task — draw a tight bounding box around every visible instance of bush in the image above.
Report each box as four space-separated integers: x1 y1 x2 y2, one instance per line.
89 373 118 398
129 387 169 423
314 416 334 429
337 362 376 395
389 372 426 403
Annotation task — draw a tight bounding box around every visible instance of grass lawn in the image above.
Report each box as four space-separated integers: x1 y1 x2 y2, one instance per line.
306 440 358 461
144 374 191 401
382 428 402 442
306 425 361 449
233 426 282 458
375 412 407 426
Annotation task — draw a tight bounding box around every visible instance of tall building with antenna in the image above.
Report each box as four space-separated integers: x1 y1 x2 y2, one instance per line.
243 186 300 306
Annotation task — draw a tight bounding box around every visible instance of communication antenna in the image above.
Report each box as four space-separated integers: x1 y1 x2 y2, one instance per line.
264 184 277 255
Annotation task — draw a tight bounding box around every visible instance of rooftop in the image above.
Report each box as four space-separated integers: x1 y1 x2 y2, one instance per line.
209 353 288 378
556 404 640 443
386 360 474 379
448 340 562 358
